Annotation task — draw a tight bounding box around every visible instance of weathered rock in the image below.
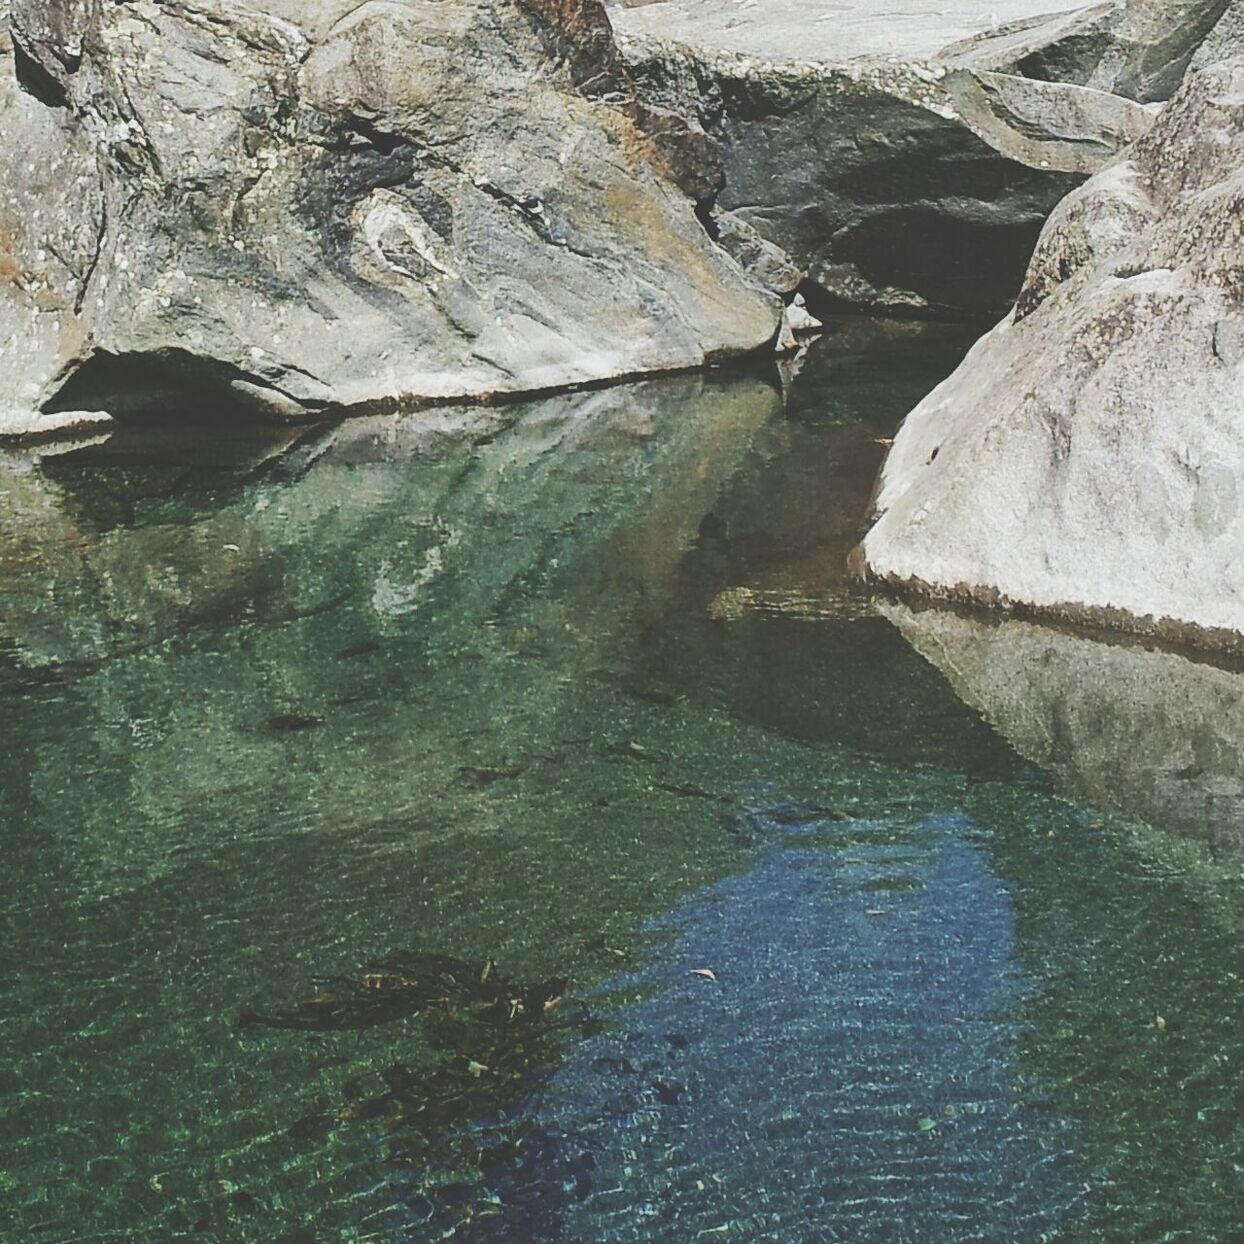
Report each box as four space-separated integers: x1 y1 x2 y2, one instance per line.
617 49 1080 320
863 59 1244 646
0 0 780 434
1193 0 1244 67
0 8 108 436
612 0 1093 317
943 69 1157 175
942 0 1233 103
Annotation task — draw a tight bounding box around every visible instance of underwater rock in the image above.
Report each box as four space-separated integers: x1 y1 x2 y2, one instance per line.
0 0 779 433
863 58 1244 645
236 951 566 1033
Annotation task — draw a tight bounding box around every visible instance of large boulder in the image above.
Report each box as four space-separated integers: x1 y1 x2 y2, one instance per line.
610 0 1153 318
943 0 1232 103
0 0 780 436
862 58 1244 647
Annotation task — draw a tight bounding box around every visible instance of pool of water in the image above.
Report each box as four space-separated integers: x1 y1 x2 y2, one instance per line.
3 322 1244 1242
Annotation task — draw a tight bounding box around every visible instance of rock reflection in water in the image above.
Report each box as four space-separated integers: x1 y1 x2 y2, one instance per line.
884 603 1244 855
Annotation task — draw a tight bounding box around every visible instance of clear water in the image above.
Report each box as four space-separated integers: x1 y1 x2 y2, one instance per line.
3 324 1244 1242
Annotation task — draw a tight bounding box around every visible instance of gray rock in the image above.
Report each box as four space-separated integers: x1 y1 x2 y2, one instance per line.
942 0 1233 103
0 0 780 433
943 68 1157 175
613 28 1083 317
1193 0 1244 67
612 0 1101 64
863 59 1244 646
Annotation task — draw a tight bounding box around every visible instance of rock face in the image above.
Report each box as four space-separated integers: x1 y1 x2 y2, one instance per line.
1194 0 1244 67
863 58 1244 646
943 0 1232 103
942 69 1157 175
610 0 1161 318
0 0 780 435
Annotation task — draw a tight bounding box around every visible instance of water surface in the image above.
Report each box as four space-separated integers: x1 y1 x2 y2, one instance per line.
3 324 1244 1242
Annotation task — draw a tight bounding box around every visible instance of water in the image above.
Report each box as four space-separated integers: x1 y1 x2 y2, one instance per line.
2 322 1243 1242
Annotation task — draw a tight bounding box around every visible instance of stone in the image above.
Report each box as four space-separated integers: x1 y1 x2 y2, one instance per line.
942 0 1233 103
862 59 1244 646
611 0 1089 317
943 69 1158 175
0 0 780 432
1193 0 1244 67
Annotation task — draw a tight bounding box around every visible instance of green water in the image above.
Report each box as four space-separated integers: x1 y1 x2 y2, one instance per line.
2 324 1243 1241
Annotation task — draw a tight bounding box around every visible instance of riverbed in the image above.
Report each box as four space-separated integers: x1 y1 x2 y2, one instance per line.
2 323 1243 1241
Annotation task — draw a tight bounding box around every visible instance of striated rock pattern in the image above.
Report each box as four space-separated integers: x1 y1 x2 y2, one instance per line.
942 0 1232 102
863 59 1244 646
0 0 781 436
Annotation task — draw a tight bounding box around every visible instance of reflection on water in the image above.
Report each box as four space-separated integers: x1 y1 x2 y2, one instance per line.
2 324 1244 1241
886 604 1244 856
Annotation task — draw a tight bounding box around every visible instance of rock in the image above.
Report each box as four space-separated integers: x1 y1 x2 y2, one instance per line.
1193 0 1244 67
0 0 780 431
612 0 1087 317
862 59 1244 646
612 0 1109 64
943 0 1233 103
943 69 1158 175
0 7 106 437
884 602 1244 853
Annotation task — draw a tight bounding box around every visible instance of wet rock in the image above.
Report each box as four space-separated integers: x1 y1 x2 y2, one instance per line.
236 951 566 1033
0 0 780 432
863 59 1244 645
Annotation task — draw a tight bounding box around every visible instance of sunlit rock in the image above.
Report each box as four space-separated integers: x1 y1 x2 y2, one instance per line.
0 0 780 431
863 59 1244 645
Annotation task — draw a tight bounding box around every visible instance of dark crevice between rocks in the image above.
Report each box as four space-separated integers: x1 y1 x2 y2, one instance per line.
43 349 325 425
813 209 1055 321
11 38 71 109
343 117 409 158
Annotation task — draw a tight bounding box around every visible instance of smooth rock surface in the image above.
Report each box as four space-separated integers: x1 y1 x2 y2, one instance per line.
863 59 1244 645
943 69 1157 174
612 0 1080 63
0 0 780 430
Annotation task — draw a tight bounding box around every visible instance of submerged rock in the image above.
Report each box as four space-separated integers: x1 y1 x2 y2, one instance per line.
863 59 1244 646
0 0 780 433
